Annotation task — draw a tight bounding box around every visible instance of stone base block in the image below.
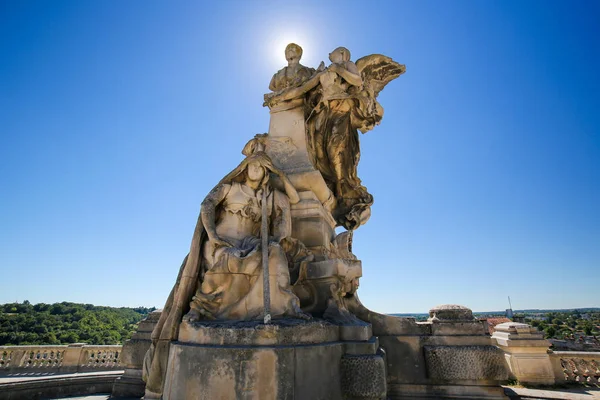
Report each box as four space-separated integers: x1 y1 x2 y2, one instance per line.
341 354 387 399
492 322 555 385
163 341 345 400
160 318 388 399
291 191 335 250
502 353 555 385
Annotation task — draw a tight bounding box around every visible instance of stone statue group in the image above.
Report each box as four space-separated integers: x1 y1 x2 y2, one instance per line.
142 44 404 398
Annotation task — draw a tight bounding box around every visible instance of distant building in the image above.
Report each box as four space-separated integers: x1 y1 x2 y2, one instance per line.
481 317 511 335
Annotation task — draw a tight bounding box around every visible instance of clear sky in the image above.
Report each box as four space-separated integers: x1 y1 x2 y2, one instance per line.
1 1 598 313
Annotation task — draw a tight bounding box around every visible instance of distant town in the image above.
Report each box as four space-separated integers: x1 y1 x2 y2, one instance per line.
393 307 600 352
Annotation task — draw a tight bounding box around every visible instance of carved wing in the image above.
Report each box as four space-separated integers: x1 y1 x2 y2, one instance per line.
355 54 405 97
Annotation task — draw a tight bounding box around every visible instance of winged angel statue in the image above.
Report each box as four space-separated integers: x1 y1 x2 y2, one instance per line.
266 47 405 230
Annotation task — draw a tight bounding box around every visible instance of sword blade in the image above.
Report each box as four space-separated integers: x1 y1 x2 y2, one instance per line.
261 188 271 324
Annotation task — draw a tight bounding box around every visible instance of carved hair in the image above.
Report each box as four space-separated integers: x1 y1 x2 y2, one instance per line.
332 46 351 62
285 43 303 58
218 151 300 204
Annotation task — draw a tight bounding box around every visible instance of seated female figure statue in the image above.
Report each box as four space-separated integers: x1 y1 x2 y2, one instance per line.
184 151 306 321
142 151 308 398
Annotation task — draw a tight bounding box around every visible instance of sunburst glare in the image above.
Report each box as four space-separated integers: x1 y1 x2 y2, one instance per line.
268 31 320 69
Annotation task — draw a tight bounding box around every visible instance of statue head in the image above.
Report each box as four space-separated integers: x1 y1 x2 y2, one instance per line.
224 152 273 189
218 152 299 203
285 43 303 66
246 160 266 183
329 47 350 63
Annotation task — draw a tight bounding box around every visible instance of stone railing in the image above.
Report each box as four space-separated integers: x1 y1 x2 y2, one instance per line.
549 351 600 385
0 343 122 374
491 322 600 387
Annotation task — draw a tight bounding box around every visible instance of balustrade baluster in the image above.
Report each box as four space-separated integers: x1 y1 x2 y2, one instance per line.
0 345 122 373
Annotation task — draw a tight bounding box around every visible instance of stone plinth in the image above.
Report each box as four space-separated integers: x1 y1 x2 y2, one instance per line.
492 322 555 385
165 319 342 400
265 105 336 252
290 191 335 252
162 318 384 400
267 105 313 174
112 310 161 398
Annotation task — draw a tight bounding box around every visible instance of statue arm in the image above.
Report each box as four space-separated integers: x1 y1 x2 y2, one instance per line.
268 73 278 92
329 62 362 87
200 183 231 241
271 71 323 103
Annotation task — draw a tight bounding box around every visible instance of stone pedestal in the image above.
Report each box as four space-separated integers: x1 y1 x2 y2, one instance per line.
162 319 385 400
492 322 555 385
265 105 364 321
267 105 313 174
265 105 336 254
112 310 161 398
290 191 335 253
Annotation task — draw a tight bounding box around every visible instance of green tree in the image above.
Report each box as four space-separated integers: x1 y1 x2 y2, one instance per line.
545 326 557 339
0 301 152 346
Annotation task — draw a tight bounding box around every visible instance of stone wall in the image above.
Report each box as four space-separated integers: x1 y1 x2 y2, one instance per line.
347 299 510 399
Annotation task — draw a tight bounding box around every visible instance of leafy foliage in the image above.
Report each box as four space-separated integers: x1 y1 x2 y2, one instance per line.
0 301 155 346
522 310 600 340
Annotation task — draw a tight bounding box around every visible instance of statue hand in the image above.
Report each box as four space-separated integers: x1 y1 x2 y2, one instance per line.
209 237 233 249
269 164 284 178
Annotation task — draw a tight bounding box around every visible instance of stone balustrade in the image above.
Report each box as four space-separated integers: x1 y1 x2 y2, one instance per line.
549 351 600 385
0 343 122 374
490 321 600 387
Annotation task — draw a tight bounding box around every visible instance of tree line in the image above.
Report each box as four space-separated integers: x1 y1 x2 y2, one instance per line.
0 301 155 346
522 310 599 339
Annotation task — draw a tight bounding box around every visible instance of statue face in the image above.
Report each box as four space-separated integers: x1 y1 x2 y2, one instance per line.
286 49 300 65
329 50 343 63
247 161 265 182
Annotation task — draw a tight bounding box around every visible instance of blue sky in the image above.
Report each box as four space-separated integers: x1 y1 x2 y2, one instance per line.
1 1 598 313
